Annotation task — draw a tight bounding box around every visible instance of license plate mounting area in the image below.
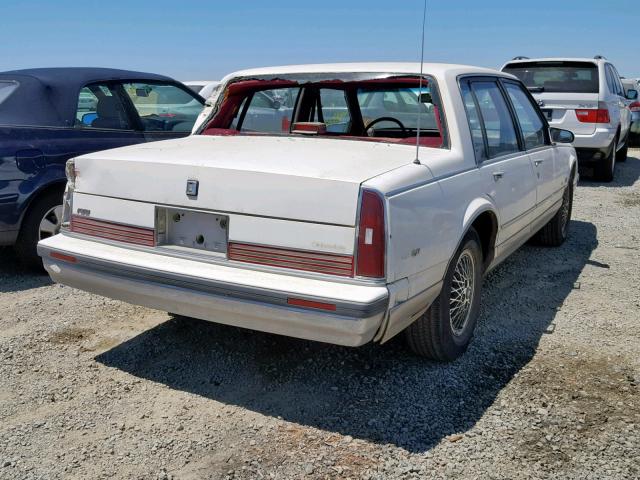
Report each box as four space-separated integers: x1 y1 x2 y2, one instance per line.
156 207 228 256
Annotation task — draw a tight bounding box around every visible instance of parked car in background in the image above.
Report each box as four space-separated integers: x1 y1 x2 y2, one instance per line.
183 80 220 100
622 78 640 146
0 68 205 268
502 56 634 181
39 63 577 361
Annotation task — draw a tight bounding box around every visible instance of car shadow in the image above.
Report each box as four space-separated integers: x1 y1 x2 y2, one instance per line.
0 247 52 293
96 220 597 453
578 152 640 188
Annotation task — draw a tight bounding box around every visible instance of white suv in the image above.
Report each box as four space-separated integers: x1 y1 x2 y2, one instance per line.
502 56 635 181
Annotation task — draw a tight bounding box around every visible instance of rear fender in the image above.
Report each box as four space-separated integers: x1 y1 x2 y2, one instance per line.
461 198 499 266
376 197 498 344
17 179 66 227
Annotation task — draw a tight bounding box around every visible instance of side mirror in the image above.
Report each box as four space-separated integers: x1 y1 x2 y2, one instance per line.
626 89 638 100
550 127 574 144
271 100 282 110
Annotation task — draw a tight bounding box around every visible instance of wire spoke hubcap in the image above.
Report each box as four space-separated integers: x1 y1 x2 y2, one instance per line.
449 250 475 336
39 205 63 240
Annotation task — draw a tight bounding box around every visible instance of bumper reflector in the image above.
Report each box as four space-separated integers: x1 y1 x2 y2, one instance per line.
50 251 77 263
287 297 337 311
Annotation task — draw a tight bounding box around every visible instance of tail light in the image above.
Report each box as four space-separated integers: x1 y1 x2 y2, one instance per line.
575 102 610 123
356 190 385 278
629 101 640 112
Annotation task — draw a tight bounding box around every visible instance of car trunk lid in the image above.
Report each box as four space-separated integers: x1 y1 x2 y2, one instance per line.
73 135 415 227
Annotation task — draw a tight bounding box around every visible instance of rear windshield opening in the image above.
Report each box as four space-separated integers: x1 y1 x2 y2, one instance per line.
503 61 599 94
201 76 447 148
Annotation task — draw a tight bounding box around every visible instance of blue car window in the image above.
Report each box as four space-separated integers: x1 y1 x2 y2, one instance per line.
75 84 132 130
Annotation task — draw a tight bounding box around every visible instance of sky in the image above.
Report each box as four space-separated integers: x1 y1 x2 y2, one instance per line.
1 0 637 80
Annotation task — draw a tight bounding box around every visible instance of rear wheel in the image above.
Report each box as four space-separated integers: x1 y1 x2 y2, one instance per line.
405 229 483 361
594 136 617 182
15 190 64 270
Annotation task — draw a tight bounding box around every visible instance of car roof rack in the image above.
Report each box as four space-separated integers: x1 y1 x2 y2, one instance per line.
512 56 529 60
594 55 606 60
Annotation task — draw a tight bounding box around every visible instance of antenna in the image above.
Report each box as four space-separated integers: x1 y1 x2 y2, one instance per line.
414 0 427 165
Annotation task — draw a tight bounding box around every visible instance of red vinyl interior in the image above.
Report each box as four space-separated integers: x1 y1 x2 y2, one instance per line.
202 77 444 147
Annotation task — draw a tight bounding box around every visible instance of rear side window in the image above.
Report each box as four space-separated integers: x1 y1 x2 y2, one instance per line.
460 82 487 161
503 82 547 150
0 81 19 105
75 84 132 130
605 65 624 96
469 81 520 158
503 61 599 94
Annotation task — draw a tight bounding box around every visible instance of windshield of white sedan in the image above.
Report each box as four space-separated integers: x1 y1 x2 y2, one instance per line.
503 61 599 93
202 77 446 147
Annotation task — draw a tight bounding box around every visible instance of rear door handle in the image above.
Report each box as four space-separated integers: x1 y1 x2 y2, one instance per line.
534 159 544 166
492 171 504 180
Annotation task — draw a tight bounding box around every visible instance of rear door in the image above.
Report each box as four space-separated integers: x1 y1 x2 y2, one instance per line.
460 78 537 246
502 61 600 135
501 80 559 214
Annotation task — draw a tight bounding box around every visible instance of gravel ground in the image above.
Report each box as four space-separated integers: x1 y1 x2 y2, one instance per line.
1 153 639 480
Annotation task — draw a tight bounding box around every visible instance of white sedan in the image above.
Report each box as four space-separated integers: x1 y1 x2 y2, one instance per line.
38 63 577 361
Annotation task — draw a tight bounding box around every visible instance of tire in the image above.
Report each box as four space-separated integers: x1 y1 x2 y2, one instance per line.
405 228 483 361
594 136 617 182
535 178 573 247
15 189 64 270
616 139 628 162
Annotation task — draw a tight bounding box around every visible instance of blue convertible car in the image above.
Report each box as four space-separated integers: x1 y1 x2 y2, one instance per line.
0 68 204 268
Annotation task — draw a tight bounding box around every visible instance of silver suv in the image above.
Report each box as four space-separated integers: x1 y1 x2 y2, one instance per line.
502 56 636 181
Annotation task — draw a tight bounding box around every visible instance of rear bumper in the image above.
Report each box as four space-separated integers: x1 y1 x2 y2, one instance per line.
572 128 615 150
575 146 612 165
37 234 389 347
630 114 640 135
